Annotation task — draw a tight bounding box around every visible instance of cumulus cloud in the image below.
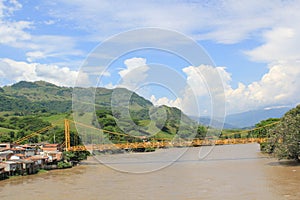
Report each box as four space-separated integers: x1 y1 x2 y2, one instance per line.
0 58 88 86
226 61 300 112
118 57 149 91
150 95 182 110
181 63 300 114
150 62 300 115
180 65 226 116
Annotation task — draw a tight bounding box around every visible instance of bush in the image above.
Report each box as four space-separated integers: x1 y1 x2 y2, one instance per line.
57 161 72 169
265 105 300 161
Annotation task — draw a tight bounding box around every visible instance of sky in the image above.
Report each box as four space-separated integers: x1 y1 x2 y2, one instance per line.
0 0 300 116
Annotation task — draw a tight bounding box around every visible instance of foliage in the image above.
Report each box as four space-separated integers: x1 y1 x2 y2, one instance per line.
57 161 72 169
247 118 280 138
264 105 300 161
63 151 90 162
195 125 207 139
95 104 199 141
0 115 54 143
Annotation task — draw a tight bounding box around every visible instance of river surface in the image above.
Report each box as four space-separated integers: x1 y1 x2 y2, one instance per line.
0 144 299 200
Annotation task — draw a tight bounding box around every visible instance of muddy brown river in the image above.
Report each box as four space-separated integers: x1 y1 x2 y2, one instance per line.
0 144 299 200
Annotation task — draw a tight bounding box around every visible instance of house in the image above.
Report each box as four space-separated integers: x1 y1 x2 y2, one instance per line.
0 150 13 161
20 144 37 157
0 164 8 180
19 159 36 175
3 161 22 176
0 143 12 151
10 146 26 155
40 151 63 163
41 143 62 152
28 155 48 169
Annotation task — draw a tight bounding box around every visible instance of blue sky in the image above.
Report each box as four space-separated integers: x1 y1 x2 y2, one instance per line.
0 0 300 115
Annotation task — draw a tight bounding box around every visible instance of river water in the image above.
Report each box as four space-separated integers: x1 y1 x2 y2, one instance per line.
0 144 299 200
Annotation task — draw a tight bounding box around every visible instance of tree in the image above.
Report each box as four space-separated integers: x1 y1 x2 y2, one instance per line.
247 118 279 138
195 125 207 139
265 105 300 161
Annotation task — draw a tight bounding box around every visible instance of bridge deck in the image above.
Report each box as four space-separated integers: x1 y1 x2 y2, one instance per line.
70 138 267 151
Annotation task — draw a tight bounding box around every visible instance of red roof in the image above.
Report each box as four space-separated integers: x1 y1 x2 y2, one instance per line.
44 144 60 147
28 155 48 161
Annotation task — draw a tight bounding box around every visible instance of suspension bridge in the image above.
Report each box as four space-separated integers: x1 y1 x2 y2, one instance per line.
13 118 279 152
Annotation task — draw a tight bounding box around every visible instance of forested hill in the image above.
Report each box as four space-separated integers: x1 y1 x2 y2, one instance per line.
0 81 152 114
0 81 202 143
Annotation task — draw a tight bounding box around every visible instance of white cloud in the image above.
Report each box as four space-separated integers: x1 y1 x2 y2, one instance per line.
47 0 300 44
147 65 226 116
183 65 229 97
26 51 46 62
119 57 147 78
226 61 300 111
149 63 300 115
150 95 182 109
0 20 32 45
0 0 22 18
245 27 300 63
0 0 32 47
23 35 83 62
0 1 83 63
180 65 226 116
181 63 300 114
0 58 88 86
118 57 149 91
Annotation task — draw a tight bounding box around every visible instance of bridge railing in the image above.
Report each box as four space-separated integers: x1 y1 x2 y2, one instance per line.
87 137 267 151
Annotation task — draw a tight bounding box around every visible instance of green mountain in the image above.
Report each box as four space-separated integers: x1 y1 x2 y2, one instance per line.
1 81 72 113
0 81 153 114
0 81 202 143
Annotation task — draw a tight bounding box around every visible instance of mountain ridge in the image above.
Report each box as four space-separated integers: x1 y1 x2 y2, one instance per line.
0 81 200 141
191 106 292 129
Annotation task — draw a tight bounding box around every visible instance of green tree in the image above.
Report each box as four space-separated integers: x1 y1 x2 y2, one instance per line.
247 118 279 138
265 105 300 161
195 125 207 139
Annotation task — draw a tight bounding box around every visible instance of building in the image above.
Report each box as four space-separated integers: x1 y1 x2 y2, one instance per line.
10 146 26 155
40 151 63 163
0 143 12 151
0 164 8 180
19 159 36 175
28 155 48 169
3 161 22 176
0 150 13 161
20 144 37 157
41 143 62 152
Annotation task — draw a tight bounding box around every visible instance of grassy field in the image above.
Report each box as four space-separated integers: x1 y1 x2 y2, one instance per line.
40 113 70 128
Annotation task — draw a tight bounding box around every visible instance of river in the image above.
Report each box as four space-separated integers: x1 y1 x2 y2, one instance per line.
0 144 299 200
